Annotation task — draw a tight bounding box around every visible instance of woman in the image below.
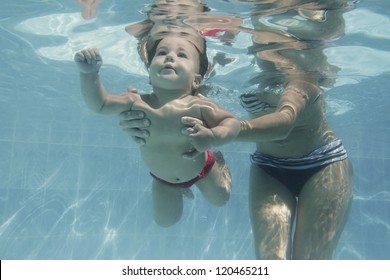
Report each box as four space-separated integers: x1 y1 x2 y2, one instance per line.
232 0 354 259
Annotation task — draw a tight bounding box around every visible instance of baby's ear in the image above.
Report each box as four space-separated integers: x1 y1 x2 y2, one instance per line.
193 74 202 89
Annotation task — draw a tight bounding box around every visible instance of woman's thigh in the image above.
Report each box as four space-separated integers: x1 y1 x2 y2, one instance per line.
249 164 297 259
294 159 353 259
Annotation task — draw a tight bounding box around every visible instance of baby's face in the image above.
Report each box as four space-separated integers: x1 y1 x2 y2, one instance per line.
149 37 201 92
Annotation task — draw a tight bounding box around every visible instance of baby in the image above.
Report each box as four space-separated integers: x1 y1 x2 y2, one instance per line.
74 36 240 227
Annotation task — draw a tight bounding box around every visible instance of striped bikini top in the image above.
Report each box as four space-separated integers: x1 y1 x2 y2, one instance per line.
240 90 322 114
239 92 276 114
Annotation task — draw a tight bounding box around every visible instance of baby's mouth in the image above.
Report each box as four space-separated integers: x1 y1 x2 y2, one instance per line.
160 64 176 74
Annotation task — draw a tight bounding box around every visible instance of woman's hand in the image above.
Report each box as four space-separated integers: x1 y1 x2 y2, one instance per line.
181 116 206 159
119 87 151 145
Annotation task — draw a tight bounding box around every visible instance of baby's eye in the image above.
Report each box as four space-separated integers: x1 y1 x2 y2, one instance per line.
179 32 191 37
156 50 167 56
178 52 188 58
157 31 169 36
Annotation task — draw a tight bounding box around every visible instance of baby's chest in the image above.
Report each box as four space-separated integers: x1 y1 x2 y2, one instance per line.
152 100 200 122
148 105 201 140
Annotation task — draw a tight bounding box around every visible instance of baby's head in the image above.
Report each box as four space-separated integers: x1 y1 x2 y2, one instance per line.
147 36 208 94
147 35 208 79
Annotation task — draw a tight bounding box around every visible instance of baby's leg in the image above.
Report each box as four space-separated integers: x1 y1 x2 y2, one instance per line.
152 179 183 227
196 151 231 207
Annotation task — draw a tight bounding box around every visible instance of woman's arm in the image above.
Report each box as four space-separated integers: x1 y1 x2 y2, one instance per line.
238 107 297 142
238 82 315 142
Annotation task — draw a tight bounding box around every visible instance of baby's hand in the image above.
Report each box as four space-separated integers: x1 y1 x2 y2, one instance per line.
74 48 102 74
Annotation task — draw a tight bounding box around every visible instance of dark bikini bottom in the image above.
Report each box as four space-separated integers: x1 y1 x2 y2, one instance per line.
250 139 348 197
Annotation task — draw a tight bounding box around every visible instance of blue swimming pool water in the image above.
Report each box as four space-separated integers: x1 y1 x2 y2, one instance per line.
0 0 389 260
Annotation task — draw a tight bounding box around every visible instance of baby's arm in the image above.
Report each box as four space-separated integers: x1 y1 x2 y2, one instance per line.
74 48 136 115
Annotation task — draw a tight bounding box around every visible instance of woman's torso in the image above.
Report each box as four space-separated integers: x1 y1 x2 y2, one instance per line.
241 90 337 158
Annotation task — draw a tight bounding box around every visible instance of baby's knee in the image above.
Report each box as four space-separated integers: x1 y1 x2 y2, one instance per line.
210 190 230 207
199 182 230 207
153 211 182 227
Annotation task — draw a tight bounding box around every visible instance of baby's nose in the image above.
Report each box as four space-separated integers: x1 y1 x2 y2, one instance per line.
165 55 174 62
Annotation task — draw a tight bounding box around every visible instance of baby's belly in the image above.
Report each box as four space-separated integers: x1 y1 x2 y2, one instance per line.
140 145 207 183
